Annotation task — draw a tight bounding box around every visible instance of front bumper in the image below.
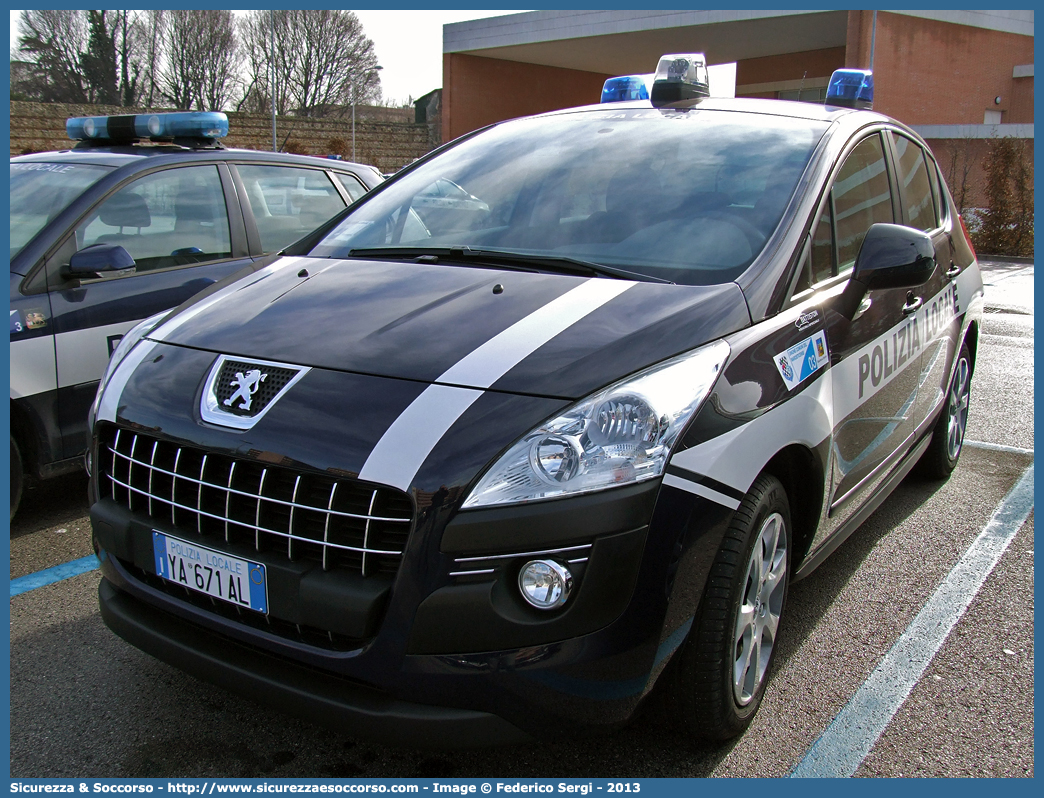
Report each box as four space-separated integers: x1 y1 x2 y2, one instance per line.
98 579 533 749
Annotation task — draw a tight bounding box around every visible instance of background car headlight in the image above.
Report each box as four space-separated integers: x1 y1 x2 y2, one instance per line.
462 339 730 508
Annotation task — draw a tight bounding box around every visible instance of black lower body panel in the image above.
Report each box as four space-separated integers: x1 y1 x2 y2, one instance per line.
98 579 532 749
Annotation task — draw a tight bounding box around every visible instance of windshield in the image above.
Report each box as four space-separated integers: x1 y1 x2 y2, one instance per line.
310 108 829 285
10 162 113 260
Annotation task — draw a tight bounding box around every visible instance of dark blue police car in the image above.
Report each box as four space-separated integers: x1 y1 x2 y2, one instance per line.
10 112 382 518
88 60 983 745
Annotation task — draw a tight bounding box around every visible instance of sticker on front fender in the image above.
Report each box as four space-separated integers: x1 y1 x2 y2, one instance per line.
774 330 829 391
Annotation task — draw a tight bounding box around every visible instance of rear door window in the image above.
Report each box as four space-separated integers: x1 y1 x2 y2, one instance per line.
238 165 348 252
333 172 369 202
891 133 938 232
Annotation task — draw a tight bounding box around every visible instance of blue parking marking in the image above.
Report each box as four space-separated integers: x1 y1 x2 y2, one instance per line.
9 555 100 598
790 462 1034 777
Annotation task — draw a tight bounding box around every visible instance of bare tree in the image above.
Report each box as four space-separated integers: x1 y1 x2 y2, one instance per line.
81 10 118 105
15 9 89 103
135 10 166 109
239 10 381 118
945 136 974 215
196 12 240 111
111 10 141 107
238 10 293 115
161 10 240 111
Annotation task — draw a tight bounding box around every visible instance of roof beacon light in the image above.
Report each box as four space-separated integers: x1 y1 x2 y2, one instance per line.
601 75 650 103
825 69 874 110
650 53 710 107
66 112 229 144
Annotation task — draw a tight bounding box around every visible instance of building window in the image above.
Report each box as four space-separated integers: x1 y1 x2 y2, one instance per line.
778 87 828 103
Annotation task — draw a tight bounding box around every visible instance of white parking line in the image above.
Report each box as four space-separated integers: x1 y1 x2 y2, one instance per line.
790 462 1034 777
964 439 1034 456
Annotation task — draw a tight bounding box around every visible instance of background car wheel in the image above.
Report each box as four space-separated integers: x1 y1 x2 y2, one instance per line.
11 435 24 522
917 341 972 480
666 473 791 742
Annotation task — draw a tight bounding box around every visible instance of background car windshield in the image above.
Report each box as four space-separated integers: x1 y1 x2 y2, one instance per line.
10 163 113 259
310 109 829 285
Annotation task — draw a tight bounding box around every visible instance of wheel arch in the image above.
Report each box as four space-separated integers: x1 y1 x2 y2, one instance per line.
9 397 60 481
10 398 38 477
760 443 824 568
963 318 980 375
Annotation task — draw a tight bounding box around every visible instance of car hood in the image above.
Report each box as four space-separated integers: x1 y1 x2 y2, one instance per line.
153 255 751 400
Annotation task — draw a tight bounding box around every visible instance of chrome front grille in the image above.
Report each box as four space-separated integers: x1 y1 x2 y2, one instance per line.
100 427 413 576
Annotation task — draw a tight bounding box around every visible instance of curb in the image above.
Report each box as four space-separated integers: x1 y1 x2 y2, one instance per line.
977 255 1034 264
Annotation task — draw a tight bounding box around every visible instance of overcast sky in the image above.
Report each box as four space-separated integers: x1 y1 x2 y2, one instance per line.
10 9 735 104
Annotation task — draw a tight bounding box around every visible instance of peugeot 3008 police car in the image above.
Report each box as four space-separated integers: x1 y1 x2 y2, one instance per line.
88 59 983 746
10 112 382 518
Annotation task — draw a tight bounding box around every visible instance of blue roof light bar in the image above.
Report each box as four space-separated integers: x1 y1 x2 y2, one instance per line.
67 112 229 143
601 75 650 103
825 69 874 110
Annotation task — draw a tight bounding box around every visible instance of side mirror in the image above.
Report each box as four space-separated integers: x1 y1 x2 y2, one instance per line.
837 223 935 319
67 243 136 276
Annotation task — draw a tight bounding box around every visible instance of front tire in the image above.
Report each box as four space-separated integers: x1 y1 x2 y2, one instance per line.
917 341 972 479
667 473 791 741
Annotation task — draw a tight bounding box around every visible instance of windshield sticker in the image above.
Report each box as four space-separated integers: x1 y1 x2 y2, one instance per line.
582 109 698 122
10 163 77 174
10 310 23 335
774 331 830 391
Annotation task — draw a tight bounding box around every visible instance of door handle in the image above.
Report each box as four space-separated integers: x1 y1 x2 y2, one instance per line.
946 263 961 279
902 296 923 315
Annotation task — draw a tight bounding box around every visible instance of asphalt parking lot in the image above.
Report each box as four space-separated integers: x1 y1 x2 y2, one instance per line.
9 260 1033 778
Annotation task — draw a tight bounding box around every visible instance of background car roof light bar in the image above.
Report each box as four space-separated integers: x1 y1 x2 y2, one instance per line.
66 112 229 145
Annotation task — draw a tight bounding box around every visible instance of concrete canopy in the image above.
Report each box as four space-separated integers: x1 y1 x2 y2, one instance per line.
441 10 1033 142
444 10 850 75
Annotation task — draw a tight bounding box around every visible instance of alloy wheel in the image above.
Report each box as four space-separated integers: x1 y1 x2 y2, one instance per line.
732 511 788 706
947 355 971 461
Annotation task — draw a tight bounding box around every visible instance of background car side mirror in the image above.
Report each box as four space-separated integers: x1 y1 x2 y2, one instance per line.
67 243 136 277
837 223 936 319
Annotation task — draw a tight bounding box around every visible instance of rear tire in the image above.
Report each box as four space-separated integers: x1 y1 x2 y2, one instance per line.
11 435 23 522
667 473 791 741
917 342 972 480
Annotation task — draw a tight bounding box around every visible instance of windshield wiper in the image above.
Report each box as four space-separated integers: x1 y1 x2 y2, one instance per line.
347 246 673 284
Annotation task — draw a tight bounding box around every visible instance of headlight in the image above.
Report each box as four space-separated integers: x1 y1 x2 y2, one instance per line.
462 339 730 508
89 310 169 430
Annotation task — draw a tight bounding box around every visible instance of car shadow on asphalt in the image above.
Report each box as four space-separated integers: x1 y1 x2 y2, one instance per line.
10 471 90 540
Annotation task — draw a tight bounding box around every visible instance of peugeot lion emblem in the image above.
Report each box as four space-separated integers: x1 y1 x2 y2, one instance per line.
224 369 267 412
201 355 310 430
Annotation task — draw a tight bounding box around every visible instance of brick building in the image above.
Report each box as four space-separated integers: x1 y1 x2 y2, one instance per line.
442 10 1033 210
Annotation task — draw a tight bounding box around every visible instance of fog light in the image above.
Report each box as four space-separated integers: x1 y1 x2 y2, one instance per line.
518 559 573 610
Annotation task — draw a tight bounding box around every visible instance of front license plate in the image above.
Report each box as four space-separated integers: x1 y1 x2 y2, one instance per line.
152 532 268 614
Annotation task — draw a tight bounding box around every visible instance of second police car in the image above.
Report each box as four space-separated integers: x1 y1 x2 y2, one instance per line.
10 112 383 518
88 57 983 745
